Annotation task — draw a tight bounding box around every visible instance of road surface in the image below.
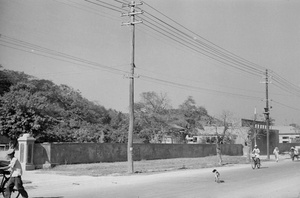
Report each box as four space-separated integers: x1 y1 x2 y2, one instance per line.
26 159 300 198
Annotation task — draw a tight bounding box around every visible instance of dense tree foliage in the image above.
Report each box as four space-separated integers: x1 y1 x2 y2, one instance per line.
0 69 127 143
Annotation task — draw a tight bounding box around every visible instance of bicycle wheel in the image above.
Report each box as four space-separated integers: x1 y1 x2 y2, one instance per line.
251 158 256 169
2 179 21 198
1 176 9 197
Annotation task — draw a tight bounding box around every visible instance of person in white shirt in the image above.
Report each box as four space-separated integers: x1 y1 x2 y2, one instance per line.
273 147 279 162
252 145 260 160
294 147 299 155
0 149 28 198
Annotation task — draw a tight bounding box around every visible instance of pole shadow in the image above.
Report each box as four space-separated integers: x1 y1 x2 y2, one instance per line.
32 197 64 198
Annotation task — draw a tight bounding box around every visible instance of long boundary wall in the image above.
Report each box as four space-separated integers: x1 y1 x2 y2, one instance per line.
278 143 300 153
33 143 243 168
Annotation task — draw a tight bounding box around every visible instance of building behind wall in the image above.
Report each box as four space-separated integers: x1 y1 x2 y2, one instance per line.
186 126 248 145
271 125 300 143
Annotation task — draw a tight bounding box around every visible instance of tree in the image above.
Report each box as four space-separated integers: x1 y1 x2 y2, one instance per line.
0 71 12 95
107 109 129 143
169 96 209 143
211 110 235 165
134 92 171 143
178 96 207 130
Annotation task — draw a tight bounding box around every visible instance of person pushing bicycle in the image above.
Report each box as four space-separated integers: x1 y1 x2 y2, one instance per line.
0 149 28 198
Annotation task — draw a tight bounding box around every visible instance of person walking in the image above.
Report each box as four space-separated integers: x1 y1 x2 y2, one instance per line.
273 147 279 162
0 149 28 198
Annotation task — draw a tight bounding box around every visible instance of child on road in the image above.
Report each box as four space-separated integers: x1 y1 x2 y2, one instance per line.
0 149 28 198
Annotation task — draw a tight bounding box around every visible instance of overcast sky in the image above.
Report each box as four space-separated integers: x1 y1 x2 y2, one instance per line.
1 0 300 125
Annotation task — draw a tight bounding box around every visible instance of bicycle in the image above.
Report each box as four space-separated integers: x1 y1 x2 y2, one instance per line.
0 170 20 198
251 156 261 169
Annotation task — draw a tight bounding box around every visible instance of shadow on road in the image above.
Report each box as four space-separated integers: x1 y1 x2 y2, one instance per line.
32 197 64 198
257 167 268 169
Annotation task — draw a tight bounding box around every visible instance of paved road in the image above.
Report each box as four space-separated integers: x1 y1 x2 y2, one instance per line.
25 158 300 198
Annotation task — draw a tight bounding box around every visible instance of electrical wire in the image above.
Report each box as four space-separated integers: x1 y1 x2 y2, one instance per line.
140 21 263 78
142 1 266 72
53 0 121 21
0 34 265 102
84 0 124 13
73 0 300 100
142 11 265 75
140 75 262 101
272 100 300 112
85 0 265 78
0 35 129 76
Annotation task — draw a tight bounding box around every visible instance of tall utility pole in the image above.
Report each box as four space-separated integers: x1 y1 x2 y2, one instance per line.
264 69 270 160
253 107 257 146
121 1 142 173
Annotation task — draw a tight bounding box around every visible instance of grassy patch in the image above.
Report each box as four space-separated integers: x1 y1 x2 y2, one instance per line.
39 155 248 177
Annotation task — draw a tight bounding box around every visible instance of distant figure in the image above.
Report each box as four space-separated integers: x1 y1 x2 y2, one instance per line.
273 147 279 162
290 147 299 161
212 169 220 183
294 147 299 155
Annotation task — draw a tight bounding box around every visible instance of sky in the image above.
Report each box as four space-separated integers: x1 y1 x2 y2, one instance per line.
0 0 300 125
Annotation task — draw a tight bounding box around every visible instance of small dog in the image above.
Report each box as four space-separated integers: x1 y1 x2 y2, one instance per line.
212 169 220 183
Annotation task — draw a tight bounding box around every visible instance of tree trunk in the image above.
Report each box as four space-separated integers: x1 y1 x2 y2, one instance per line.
246 138 252 163
216 143 222 165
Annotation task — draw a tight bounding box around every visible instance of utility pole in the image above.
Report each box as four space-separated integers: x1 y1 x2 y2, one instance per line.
264 69 270 160
121 1 142 174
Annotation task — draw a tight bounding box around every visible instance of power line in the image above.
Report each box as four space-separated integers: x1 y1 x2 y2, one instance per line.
142 1 266 72
272 100 300 112
140 75 262 101
75 0 300 99
0 34 264 105
84 0 124 13
140 21 263 78
83 0 265 78
136 67 265 95
53 0 121 21
142 11 265 76
0 35 128 75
